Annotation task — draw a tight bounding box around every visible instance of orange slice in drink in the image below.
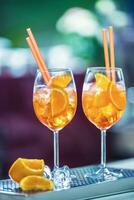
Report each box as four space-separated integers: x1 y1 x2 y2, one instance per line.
95 73 110 91
20 175 54 191
93 91 109 107
109 82 126 111
9 158 44 183
50 74 72 88
51 87 68 117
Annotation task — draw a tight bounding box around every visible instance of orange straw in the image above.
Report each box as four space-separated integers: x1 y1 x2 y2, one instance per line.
102 29 110 79
109 26 116 82
26 37 49 84
26 28 51 84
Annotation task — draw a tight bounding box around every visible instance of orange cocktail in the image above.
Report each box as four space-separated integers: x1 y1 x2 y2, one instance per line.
82 73 126 130
33 74 77 131
26 28 77 190
82 67 126 181
33 68 77 190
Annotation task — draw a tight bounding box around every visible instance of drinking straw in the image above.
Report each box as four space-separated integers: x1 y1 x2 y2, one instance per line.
102 29 110 79
26 28 51 84
26 37 49 84
109 26 116 82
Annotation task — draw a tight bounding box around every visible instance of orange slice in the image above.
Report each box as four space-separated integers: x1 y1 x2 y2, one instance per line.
95 73 110 91
50 74 72 88
93 91 109 107
51 87 68 117
109 82 126 111
20 175 53 191
9 158 44 183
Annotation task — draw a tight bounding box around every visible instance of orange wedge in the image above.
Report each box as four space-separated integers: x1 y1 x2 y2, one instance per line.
51 87 68 117
93 91 109 107
109 82 126 111
20 175 53 191
95 73 110 91
50 74 72 88
9 158 44 183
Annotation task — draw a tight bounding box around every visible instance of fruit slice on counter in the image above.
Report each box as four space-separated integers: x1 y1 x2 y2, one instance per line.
20 175 53 191
9 158 44 183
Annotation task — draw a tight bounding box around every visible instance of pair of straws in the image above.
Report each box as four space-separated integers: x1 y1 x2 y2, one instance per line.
102 26 115 82
26 27 115 82
26 28 50 85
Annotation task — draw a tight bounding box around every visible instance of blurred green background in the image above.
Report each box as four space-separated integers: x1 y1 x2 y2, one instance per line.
0 0 132 70
0 0 129 47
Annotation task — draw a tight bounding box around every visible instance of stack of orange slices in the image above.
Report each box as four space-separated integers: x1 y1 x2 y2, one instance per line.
9 158 53 191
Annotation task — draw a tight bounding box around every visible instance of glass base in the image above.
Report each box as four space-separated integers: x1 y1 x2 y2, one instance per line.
85 166 123 182
52 166 71 191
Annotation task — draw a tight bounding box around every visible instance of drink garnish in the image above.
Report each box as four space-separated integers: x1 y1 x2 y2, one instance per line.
50 74 72 88
109 82 126 111
95 73 110 91
51 87 68 117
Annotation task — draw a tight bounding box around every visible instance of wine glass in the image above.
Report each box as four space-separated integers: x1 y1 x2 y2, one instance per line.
33 68 77 190
82 67 126 181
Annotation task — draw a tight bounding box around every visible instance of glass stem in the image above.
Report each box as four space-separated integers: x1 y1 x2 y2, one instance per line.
101 129 106 168
53 131 59 169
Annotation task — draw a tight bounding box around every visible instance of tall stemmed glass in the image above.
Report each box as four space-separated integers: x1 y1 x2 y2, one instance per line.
82 67 126 181
33 68 77 190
